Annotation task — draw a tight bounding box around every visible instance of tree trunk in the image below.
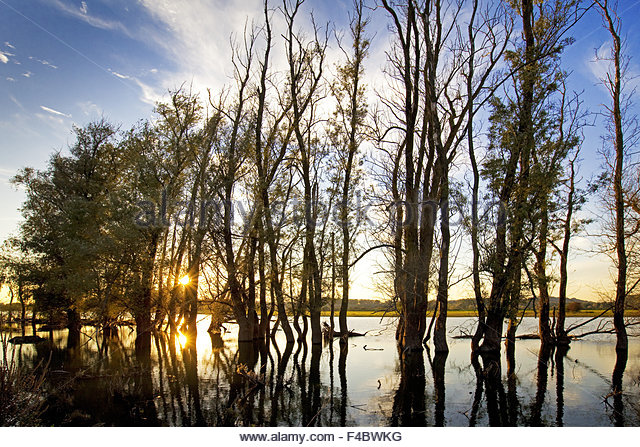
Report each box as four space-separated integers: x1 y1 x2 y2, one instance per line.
248 234 258 340
505 316 517 357
480 310 503 354
610 13 628 353
433 156 449 353
330 233 336 336
556 160 576 345
136 230 159 350
258 232 269 340
466 0 485 356
536 209 553 346
591 0 629 353
31 306 37 335
67 308 82 350
19 283 26 337
185 253 201 339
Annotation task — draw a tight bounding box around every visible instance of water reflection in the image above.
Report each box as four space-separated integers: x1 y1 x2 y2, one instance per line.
555 345 569 427
468 354 483 426
611 350 627 427
429 350 447 427
1 317 639 426
391 349 426 426
338 342 348 427
529 344 552 426
481 350 507 426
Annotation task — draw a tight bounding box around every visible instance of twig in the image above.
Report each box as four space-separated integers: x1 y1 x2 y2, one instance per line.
566 305 614 334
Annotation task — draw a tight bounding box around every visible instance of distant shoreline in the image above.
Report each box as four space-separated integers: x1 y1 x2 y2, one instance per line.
320 309 640 318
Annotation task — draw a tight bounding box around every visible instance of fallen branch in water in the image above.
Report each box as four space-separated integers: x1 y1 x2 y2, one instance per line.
570 318 640 339
565 305 614 334
516 333 540 340
363 345 383 351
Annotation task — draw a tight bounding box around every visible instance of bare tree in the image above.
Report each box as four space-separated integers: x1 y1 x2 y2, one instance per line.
283 0 328 345
594 0 640 353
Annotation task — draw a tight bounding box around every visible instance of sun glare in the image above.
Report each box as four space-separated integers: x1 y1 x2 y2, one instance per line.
179 274 190 286
177 331 187 348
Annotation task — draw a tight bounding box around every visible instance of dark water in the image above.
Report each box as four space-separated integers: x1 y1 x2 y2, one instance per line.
2 316 639 426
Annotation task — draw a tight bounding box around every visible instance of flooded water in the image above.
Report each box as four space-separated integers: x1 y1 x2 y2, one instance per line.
2 316 639 426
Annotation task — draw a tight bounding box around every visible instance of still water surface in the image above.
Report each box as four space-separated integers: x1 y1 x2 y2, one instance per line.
2 316 639 426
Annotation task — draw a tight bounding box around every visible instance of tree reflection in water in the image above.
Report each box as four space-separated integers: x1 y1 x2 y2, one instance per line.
480 350 507 426
469 353 484 426
611 349 627 427
554 345 569 426
529 344 552 427
391 349 426 426
3 317 638 426
428 350 447 427
338 341 348 427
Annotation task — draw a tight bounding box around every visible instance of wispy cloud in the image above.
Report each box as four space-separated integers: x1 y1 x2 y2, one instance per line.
49 0 133 38
35 112 67 128
28 56 58 69
40 105 71 118
138 0 267 96
587 40 640 94
133 78 163 106
108 68 130 80
22 71 32 78
106 68 160 105
78 100 102 117
136 1 388 110
4 42 15 49
0 51 9 64
9 95 25 111
588 41 612 85
6 77 15 82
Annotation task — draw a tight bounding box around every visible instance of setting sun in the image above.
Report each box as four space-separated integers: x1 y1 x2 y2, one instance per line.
179 274 190 286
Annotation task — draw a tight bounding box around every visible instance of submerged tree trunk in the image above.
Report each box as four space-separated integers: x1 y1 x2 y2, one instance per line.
184 248 201 339
505 316 517 357
556 158 576 345
536 209 553 346
433 166 449 353
608 5 628 353
481 310 504 354
136 230 160 352
67 308 82 350
31 306 37 335
330 233 336 336
258 232 269 340
19 282 26 337
589 1 629 352
464 0 486 355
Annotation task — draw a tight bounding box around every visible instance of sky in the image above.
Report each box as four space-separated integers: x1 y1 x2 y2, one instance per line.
1 0 640 303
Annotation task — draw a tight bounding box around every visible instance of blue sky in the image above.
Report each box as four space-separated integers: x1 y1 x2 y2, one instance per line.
1 0 640 301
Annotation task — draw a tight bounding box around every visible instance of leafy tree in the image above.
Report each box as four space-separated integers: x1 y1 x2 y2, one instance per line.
329 0 370 340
